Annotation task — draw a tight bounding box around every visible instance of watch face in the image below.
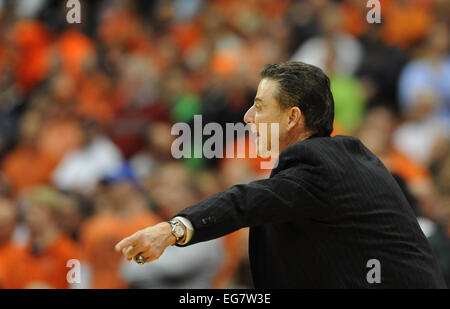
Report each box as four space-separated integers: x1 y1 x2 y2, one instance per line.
174 225 185 238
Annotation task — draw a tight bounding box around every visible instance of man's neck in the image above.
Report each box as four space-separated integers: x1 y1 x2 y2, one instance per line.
273 130 315 159
286 130 315 148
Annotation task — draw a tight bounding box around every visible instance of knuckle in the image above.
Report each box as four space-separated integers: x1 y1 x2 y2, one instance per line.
134 233 143 242
142 240 151 249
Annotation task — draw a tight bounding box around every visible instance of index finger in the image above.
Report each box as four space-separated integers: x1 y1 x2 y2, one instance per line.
115 234 138 252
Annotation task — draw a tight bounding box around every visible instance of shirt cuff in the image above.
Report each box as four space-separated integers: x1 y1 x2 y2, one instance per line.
174 216 194 245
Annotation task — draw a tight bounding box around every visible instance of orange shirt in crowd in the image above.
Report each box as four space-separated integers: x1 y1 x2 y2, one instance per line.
1 146 58 196
380 0 433 48
76 72 117 125
0 46 5 74
170 21 202 55
0 235 79 289
96 8 144 49
380 148 430 184
56 29 95 82
79 211 161 289
340 0 369 38
37 117 84 163
0 241 24 288
12 20 51 92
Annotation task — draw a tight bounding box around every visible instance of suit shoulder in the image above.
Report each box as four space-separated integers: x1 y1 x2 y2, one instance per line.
282 135 364 157
272 135 370 175
303 135 361 147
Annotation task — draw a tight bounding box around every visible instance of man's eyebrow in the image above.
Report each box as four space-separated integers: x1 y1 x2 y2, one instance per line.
254 98 263 103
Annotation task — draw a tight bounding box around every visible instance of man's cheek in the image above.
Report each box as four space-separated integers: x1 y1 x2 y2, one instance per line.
257 132 272 158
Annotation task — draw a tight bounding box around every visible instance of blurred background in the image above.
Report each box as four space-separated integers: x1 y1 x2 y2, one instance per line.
0 0 449 289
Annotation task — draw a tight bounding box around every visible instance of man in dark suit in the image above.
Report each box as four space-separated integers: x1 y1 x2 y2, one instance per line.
115 62 445 288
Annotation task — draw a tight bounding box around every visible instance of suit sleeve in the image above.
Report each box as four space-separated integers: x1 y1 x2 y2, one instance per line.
175 167 326 246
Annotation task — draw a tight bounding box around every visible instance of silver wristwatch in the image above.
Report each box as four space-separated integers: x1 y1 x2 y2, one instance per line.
167 219 186 244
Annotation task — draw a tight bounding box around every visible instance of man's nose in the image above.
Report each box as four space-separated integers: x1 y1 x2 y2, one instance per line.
244 106 255 124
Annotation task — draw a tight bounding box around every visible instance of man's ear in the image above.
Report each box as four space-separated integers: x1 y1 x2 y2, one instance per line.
287 106 303 131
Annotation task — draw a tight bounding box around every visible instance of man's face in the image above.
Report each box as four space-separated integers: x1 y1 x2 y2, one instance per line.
25 203 53 235
244 78 289 158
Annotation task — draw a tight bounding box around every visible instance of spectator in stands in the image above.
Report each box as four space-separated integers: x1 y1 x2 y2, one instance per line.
120 163 223 288
1 107 57 196
0 185 79 288
395 21 450 165
291 2 363 76
79 181 160 288
0 196 21 288
52 121 123 194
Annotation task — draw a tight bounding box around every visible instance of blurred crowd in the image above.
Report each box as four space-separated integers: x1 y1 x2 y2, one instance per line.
0 0 449 288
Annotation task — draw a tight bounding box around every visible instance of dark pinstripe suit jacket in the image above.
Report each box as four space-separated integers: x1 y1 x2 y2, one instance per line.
177 135 446 288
